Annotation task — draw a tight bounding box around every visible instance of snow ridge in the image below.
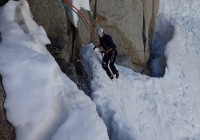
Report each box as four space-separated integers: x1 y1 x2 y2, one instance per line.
0 1 108 140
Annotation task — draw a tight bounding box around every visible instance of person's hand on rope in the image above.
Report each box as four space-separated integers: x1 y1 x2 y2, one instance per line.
99 50 106 54
99 50 110 55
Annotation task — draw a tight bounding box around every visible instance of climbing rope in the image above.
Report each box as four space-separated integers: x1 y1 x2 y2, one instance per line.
63 0 145 52
63 0 149 72
63 0 96 35
63 0 99 47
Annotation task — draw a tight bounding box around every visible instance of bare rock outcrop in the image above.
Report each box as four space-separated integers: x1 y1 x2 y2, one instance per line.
27 0 71 62
0 0 8 7
27 0 159 73
89 0 159 71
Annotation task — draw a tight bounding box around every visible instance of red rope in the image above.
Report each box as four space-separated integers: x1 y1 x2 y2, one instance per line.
63 0 95 35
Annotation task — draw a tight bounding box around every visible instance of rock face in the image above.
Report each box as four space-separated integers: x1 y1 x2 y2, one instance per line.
26 0 159 73
0 0 8 7
27 0 72 62
143 0 159 63
89 0 159 71
27 0 82 82
95 0 143 64
27 0 91 92
0 77 15 140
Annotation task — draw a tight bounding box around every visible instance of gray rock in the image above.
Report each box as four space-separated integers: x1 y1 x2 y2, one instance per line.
76 9 93 45
90 0 158 71
26 0 159 75
0 0 8 7
94 0 143 64
143 0 159 61
26 0 159 74
27 0 71 62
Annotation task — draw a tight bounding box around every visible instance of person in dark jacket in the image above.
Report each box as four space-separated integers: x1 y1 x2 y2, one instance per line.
95 27 119 79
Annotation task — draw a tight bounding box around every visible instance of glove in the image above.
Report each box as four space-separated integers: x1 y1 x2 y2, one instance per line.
93 46 97 51
104 50 109 55
99 50 106 53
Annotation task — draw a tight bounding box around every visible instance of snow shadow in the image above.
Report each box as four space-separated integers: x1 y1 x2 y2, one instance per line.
15 4 29 34
148 14 175 77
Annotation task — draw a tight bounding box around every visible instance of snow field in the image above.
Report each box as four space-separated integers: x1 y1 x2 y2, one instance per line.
0 0 200 140
81 32 200 140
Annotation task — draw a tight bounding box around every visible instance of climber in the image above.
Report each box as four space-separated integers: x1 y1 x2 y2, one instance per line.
94 27 119 79
0 32 2 42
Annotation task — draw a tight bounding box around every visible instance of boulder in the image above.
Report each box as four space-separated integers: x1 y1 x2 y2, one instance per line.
26 0 159 74
0 0 8 7
94 0 144 65
27 0 71 62
89 0 159 71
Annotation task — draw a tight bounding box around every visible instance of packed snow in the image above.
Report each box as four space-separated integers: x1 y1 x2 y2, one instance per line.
80 0 200 140
0 0 200 140
0 1 108 140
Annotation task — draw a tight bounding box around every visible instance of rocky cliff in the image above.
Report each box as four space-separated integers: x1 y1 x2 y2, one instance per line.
0 0 8 7
26 0 158 73
27 0 82 84
27 0 71 62
89 0 159 71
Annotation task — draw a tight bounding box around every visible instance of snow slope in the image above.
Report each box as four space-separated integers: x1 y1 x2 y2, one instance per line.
0 1 108 140
80 0 200 139
1 0 200 140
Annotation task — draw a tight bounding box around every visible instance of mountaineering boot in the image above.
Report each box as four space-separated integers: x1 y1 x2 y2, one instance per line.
116 72 119 79
109 75 114 80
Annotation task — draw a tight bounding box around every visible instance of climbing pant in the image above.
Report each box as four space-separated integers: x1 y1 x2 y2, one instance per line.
102 49 118 78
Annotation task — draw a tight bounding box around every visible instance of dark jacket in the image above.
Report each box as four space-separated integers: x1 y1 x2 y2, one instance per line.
99 34 116 51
